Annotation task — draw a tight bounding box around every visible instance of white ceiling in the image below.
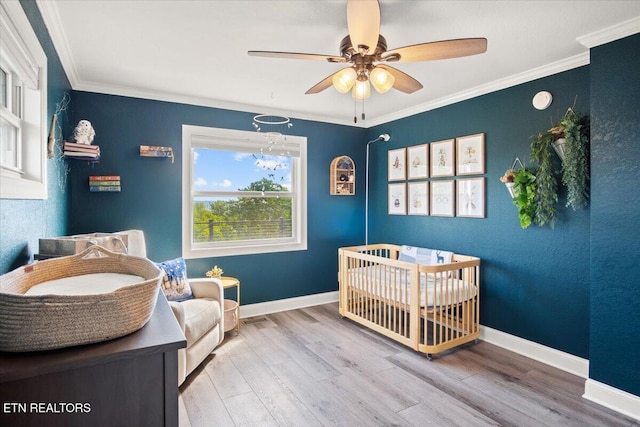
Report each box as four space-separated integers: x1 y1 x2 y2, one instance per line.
37 1 640 127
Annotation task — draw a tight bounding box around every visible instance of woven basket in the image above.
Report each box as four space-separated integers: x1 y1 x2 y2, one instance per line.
224 299 238 332
0 246 162 352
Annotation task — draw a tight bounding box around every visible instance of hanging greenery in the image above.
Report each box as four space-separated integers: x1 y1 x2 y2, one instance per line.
512 168 537 229
558 109 590 210
530 131 558 228
515 104 591 229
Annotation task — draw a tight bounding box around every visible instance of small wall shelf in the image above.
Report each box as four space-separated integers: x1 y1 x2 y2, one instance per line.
140 145 174 163
63 141 100 165
89 175 121 192
330 155 355 195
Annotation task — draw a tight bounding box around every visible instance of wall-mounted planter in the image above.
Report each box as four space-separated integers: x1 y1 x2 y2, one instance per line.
505 182 516 198
552 137 566 161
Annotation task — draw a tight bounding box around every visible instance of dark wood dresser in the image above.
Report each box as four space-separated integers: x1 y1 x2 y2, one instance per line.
0 292 186 427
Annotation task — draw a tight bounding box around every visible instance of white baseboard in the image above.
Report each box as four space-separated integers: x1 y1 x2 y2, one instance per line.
239 291 339 319
583 379 640 422
479 325 589 378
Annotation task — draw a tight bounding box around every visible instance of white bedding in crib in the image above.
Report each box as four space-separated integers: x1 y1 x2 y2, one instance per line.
346 265 476 308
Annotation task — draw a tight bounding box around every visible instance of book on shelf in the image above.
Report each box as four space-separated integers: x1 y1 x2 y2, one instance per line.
64 154 100 163
63 143 100 158
64 151 100 158
89 175 120 181
89 186 121 192
140 145 173 158
64 141 100 151
89 180 120 186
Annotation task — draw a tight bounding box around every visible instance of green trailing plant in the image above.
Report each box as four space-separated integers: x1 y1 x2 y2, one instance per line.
530 131 558 228
521 105 590 229
512 168 537 229
558 109 590 210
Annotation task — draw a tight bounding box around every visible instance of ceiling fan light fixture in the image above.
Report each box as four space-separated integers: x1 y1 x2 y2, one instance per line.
370 67 395 93
249 0 488 120
332 68 357 93
352 80 371 100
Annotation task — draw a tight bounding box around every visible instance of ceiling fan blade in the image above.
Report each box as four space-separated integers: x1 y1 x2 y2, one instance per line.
375 64 423 94
382 38 487 63
347 0 380 55
305 71 341 94
248 51 346 63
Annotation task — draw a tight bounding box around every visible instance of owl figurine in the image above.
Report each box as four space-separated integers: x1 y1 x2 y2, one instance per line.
73 120 96 145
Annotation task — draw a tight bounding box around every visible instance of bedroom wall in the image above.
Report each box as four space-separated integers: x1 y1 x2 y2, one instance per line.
67 92 367 304
589 33 640 397
366 67 592 359
11 0 639 401
0 1 72 274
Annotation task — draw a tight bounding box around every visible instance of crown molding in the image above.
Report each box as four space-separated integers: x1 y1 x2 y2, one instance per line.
73 80 360 128
577 16 640 48
366 52 589 127
36 0 79 87
71 53 588 130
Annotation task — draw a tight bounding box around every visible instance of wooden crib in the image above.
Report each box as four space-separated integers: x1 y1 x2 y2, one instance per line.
338 244 480 358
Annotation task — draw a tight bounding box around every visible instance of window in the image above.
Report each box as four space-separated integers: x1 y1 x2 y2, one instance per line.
0 1 48 199
182 125 307 258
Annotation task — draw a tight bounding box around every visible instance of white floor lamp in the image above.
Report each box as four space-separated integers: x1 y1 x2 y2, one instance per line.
365 134 391 246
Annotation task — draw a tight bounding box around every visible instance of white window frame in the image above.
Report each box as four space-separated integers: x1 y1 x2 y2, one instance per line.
0 1 48 200
182 124 307 258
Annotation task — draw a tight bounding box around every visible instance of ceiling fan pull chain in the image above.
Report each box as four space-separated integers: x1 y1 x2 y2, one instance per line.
362 96 366 121
353 97 358 123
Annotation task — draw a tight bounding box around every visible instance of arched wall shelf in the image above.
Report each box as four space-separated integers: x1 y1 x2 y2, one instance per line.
330 155 355 195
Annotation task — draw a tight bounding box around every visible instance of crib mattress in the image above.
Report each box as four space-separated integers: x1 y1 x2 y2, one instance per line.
346 265 476 308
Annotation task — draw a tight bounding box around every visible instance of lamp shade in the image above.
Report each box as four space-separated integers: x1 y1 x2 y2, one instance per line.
370 67 395 93
352 80 371 100
332 68 357 93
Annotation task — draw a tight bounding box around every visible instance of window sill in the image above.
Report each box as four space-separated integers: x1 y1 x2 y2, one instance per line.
183 239 307 259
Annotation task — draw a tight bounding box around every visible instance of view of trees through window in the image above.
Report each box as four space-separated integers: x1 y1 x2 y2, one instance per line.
191 147 294 243
193 178 292 242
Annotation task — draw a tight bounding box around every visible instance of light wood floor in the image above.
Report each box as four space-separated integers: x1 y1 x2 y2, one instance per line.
179 303 638 427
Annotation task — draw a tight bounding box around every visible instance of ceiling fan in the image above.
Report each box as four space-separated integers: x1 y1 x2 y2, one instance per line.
248 0 487 121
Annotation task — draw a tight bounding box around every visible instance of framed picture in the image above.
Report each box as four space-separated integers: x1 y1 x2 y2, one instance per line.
407 144 429 179
388 183 406 215
456 133 485 175
430 139 455 177
388 148 406 181
430 180 454 217
408 182 429 215
457 178 485 218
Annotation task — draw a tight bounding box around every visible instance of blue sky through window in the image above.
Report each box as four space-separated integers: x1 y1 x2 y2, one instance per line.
193 148 292 191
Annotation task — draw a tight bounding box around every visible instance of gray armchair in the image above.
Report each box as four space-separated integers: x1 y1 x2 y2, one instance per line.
168 278 224 385
116 230 224 386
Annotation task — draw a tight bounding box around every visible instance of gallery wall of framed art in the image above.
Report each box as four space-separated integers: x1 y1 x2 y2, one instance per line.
386 133 486 218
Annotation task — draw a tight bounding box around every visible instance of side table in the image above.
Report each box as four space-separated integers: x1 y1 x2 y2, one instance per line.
220 276 240 334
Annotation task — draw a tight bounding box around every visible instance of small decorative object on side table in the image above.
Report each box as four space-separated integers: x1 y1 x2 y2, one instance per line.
205 265 224 279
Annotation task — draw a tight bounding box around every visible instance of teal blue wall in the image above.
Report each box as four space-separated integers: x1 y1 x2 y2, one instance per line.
367 67 592 358
589 34 640 397
0 1 71 274
6 0 640 401
67 92 366 303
